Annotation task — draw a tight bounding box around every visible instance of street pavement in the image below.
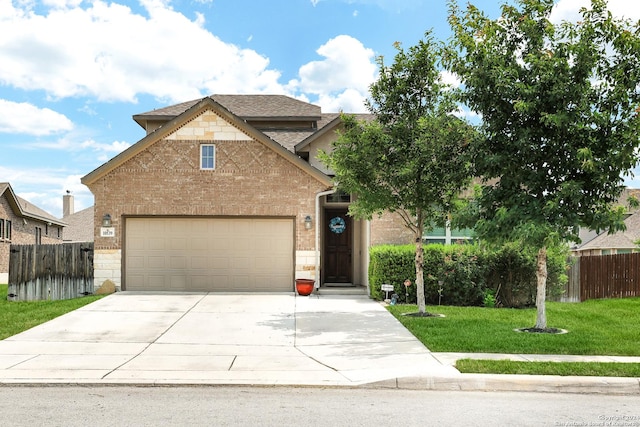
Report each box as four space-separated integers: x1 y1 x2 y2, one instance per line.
0 292 637 394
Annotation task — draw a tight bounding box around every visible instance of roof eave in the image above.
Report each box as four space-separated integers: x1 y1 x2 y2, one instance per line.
294 115 343 152
1 183 66 226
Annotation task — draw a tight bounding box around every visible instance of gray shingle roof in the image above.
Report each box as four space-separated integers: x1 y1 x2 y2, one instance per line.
0 182 65 226
134 95 322 123
133 97 344 152
62 206 94 242
579 211 640 251
262 130 316 152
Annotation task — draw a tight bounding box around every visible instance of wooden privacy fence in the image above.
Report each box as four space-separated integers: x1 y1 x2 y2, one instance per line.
564 253 640 302
8 242 94 301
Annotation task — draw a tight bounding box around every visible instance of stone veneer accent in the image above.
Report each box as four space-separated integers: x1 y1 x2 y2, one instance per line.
295 250 318 281
93 249 122 291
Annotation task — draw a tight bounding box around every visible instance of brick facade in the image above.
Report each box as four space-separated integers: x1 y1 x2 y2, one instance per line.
370 211 415 246
85 107 328 290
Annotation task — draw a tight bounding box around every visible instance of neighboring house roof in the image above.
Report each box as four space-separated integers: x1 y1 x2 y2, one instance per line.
571 187 640 250
617 188 640 214
62 206 94 242
82 96 332 187
0 182 66 226
577 210 640 251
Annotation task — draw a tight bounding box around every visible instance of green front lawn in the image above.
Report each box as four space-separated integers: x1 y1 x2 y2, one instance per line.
0 284 104 340
387 298 640 376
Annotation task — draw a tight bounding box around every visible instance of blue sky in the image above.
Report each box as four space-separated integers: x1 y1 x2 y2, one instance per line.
1 0 639 217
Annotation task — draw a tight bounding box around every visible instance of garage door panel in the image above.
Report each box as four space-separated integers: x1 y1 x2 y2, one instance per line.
190 256 208 269
127 256 145 269
125 217 294 292
169 256 187 269
147 256 166 269
170 238 187 250
192 239 208 251
148 238 166 250
169 275 186 290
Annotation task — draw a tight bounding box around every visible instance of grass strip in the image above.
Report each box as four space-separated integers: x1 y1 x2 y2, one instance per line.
0 284 104 340
456 359 640 377
387 298 640 356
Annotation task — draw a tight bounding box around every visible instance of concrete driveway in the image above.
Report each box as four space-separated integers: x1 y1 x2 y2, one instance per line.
0 292 458 386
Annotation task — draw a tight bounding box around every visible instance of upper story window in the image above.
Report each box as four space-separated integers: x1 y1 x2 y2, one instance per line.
200 144 216 170
0 219 4 240
5 220 11 241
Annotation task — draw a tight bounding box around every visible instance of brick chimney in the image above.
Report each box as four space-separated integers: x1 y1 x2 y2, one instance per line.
63 191 74 218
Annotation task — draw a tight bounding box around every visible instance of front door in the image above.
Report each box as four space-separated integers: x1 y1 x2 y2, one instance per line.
323 209 352 283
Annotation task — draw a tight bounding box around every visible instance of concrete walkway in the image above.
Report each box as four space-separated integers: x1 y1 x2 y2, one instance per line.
0 292 638 394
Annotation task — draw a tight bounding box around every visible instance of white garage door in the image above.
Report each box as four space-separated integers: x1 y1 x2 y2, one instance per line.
125 217 294 292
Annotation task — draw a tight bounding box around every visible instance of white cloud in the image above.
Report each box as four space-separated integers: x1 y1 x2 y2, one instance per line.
299 35 376 94
0 165 93 217
27 137 131 158
440 70 461 88
0 1 286 103
316 89 369 113
42 0 84 9
295 35 377 112
0 2 379 115
0 99 73 135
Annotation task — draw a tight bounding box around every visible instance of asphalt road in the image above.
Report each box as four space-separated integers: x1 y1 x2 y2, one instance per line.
1 386 638 426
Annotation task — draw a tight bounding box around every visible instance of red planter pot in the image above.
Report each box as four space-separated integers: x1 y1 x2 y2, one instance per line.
295 279 315 296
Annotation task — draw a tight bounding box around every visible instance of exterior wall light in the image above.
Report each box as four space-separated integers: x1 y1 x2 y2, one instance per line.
102 214 112 227
304 215 313 230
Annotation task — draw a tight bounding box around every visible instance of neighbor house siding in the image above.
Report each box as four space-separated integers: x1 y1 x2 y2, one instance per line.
87 108 328 290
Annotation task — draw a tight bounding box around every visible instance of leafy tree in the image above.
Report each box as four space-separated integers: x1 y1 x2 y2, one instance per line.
446 0 640 329
320 33 477 314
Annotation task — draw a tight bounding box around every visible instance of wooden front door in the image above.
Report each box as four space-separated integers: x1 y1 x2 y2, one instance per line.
323 209 352 283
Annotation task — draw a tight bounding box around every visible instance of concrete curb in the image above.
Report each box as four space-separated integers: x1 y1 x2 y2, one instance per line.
366 374 640 395
1 375 638 395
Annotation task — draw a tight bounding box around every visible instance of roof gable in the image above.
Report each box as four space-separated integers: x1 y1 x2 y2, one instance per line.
579 211 640 250
82 97 331 186
0 182 66 226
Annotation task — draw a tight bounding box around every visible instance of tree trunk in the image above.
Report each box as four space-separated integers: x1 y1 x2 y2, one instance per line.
414 209 426 314
415 236 426 314
535 246 547 329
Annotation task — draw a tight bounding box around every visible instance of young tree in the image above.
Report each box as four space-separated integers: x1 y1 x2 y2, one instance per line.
320 33 476 314
447 0 640 329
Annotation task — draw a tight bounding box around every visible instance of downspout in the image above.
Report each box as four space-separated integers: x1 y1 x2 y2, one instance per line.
364 219 371 295
315 188 336 289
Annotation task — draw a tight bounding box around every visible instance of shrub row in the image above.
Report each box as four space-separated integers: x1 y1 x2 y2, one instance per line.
369 243 568 308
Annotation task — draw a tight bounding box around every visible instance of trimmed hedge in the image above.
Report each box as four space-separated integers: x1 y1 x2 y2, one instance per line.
369 243 567 308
